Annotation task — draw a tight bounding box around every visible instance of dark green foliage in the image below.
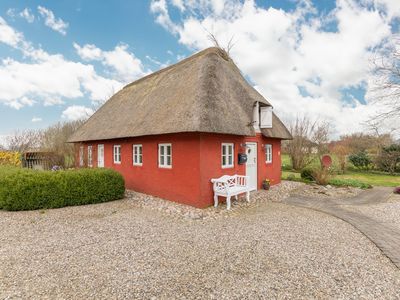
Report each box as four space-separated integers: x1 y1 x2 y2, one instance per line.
328 178 372 189
301 168 315 181
348 151 372 170
376 144 400 174
0 167 125 211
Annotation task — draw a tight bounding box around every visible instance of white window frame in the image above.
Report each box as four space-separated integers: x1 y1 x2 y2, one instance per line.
158 143 172 168
221 143 234 168
113 145 121 164
79 146 84 167
133 144 143 166
265 144 272 163
87 145 93 167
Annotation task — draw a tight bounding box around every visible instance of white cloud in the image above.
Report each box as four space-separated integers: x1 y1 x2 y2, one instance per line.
20 8 35 23
0 21 125 109
32 117 42 122
150 0 398 136
38 6 68 35
0 17 23 47
62 105 94 121
6 8 16 18
74 43 147 83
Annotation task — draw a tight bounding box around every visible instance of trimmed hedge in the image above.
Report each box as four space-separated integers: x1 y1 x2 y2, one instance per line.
0 167 125 211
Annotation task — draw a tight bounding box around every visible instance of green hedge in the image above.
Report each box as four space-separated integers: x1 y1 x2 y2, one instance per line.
0 167 125 211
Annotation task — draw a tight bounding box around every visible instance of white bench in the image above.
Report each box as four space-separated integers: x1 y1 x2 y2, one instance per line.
211 175 250 210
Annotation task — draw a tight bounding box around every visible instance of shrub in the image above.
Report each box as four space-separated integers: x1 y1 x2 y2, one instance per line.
301 168 315 181
286 174 296 181
329 178 372 189
394 187 400 194
0 151 21 167
312 168 332 185
348 151 372 170
0 167 125 211
375 144 400 175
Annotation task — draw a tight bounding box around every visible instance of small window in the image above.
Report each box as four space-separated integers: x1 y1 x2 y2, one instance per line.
113 145 121 164
265 144 272 163
133 144 142 166
88 146 93 167
222 143 234 168
260 106 273 128
79 146 84 167
158 143 172 168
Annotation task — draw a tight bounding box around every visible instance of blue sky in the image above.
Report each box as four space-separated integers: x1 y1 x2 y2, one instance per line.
0 0 399 143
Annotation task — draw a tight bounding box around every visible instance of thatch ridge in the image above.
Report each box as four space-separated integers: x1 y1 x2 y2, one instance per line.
68 47 290 142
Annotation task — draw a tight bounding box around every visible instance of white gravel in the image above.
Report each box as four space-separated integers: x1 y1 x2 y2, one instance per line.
1 186 399 299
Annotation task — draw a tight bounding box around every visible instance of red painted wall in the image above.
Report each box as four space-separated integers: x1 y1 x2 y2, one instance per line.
77 132 282 208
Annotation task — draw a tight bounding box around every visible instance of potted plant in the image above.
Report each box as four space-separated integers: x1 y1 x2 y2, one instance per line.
262 179 271 190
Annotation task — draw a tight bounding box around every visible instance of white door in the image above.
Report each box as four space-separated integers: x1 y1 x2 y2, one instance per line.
245 143 257 191
97 144 104 168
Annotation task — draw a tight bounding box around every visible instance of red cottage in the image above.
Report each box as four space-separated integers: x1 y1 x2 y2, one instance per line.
68 48 292 208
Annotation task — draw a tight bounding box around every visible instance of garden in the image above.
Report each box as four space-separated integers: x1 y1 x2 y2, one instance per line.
282 153 400 188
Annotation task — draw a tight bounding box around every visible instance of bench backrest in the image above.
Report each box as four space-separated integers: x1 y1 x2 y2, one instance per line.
211 175 248 193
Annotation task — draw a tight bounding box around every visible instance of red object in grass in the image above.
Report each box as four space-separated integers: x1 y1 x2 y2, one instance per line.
321 155 332 168
394 187 400 194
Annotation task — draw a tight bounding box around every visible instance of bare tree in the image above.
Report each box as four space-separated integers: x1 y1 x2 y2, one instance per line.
41 120 85 168
7 129 43 153
370 37 400 130
286 116 330 170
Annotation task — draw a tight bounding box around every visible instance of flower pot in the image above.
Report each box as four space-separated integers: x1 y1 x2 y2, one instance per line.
262 182 270 190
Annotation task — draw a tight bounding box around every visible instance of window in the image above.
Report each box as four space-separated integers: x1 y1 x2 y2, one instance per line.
158 143 172 168
265 144 272 163
88 146 93 167
79 146 84 167
133 144 142 166
113 145 121 164
260 106 273 128
222 143 234 168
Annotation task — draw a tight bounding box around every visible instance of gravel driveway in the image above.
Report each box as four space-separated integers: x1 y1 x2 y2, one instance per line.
1 193 400 299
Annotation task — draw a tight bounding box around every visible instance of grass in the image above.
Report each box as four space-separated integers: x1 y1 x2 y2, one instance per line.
282 154 400 187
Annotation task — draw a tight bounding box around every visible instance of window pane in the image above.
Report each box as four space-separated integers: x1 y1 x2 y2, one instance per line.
139 155 142 164
160 146 164 155
167 156 171 166
167 145 171 155
228 156 232 165
222 155 226 166
222 145 226 155
228 145 232 155
160 155 164 165
139 146 142 154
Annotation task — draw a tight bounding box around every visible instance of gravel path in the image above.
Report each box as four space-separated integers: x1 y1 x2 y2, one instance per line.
1 190 400 298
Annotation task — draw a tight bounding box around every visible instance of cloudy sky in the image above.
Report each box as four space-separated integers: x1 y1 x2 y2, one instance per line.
0 0 399 143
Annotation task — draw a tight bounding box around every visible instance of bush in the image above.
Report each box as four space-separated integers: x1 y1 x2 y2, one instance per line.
286 174 296 181
0 167 125 211
301 168 315 181
312 168 332 185
0 151 21 167
328 178 372 189
375 144 400 175
394 187 400 194
348 151 372 170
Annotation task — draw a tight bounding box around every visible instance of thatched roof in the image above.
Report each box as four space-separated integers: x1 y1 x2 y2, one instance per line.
68 47 291 142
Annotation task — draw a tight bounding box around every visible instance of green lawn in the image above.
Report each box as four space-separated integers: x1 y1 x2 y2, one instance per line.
282 154 400 187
